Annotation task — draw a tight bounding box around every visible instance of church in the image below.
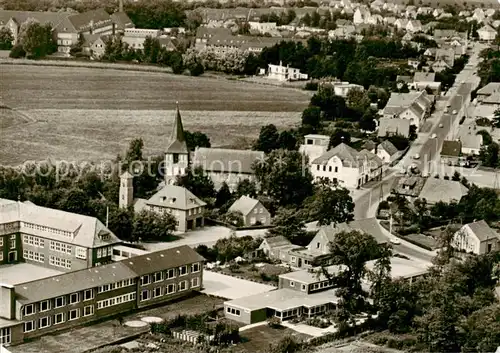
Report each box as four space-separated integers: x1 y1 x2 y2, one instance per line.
119 103 206 232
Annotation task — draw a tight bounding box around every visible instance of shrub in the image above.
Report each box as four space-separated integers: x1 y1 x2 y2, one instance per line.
228 263 241 273
189 62 204 76
260 272 271 281
9 44 26 58
398 224 420 235
267 316 282 328
305 81 318 91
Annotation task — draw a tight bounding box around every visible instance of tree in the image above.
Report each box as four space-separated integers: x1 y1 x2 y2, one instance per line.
175 166 215 200
125 138 144 163
267 207 307 242
253 124 279 153
346 87 370 114
19 21 55 58
132 209 177 242
0 27 13 50
189 61 204 76
310 87 347 120
359 109 377 132
142 36 161 63
301 106 321 131
253 150 313 207
462 304 500 353
301 13 312 26
215 182 232 209
9 44 26 58
304 178 354 226
56 187 92 216
479 142 499 168
108 206 134 242
170 51 184 74
321 230 391 326
185 131 211 151
328 129 351 149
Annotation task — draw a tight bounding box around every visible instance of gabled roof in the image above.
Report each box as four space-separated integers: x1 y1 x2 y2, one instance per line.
419 178 468 204
14 245 204 304
67 8 112 32
228 195 261 216
482 92 500 104
464 220 500 242
479 24 496 33
145 185 206 211
192 147 264 175
110 11 134 30
166 102 188 154
477 82 500 96
262 235 292 248
0 10 73 29
315 217 388 245
312 143 360 166
414 72 435 83
0 199 120 248
378 140 399 156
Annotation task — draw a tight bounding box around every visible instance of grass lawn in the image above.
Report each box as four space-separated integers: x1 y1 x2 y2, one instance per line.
0 65 308 165
219 262 291 286
235 325 312 353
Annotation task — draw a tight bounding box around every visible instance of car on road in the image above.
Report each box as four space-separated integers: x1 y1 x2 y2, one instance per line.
413 153 420 159
439 123 443 128
390 238 401 245
452 110 457 114
431 133 437 138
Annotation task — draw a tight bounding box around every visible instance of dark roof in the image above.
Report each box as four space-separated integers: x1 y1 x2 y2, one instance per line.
441 140 461 157
166 103 188 154
316 217 388 245
192 147 264 175
67 8 112 32
15 262 137 304
110 11 134 30
15 246 204 304
379 140 399 156
123 245 205 276
0 10 72 28
263 235 292 248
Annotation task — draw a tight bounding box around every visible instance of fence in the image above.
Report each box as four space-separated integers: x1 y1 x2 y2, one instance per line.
172 329 214 344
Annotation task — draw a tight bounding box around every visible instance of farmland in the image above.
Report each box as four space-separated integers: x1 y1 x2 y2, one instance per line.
0 65 307 165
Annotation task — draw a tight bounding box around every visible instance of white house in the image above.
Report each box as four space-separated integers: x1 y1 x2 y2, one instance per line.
320 81 364 98
310 143 383 189
382 91 433 131
394 18 409 30
406 20 422 33
268 61 308 81
248 21 277 34
478 24 497 41
453 220 500 255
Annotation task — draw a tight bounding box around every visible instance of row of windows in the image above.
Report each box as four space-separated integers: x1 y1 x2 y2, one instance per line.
1 235 16 249
187 207 202 216
50 240 72 255
23 249 45 263
23 222 72 237
97 278 136 294
23 235 44 248
23 289 94 316
316 165 339 173
24 306 94 332
97 292 136 310
96 247 112 259
140 264 200 286
139 278 199 301
50 255 71 269
226 307 241 316
0 327 11 345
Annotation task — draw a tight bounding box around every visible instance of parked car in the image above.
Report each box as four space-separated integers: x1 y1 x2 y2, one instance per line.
431 133 437 138
413 153 420 159
439 123 444 128
390 238 401 245
452 110 457 114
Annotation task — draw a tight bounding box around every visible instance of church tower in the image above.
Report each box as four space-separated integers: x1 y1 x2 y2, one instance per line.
119 171 134 209
164 102 189 184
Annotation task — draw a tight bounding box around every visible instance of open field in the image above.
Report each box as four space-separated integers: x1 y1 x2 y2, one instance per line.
0 108 302 165
0 65 311 111
0 65 307 165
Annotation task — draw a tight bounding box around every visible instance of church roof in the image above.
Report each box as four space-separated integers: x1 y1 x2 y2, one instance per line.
166 102 188 154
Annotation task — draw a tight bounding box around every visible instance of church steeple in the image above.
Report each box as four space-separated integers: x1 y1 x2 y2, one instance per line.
164 102 189 184
166 101 188 154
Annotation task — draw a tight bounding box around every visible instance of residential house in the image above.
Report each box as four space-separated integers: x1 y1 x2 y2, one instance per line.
299 134 330 165
405 5 417 19
194 26 232 49
228 196 271 226
417 7 433 15
407 59 420 69
478 24 497 41
122 28 160 50
394 18 409 30
328 25 356 39
367 14 383 25
371 140 400 164
109 11 134 34
412 72 441 93
383 16 396 25
485 9 496 18
310 143 383 189
378 117 410 138
476 82 500 102
406 20 422 33
353 7 371 25
433 8 444 18
440 140 462 166
0 198 120 269
432 59 451 73
453 220 500 255
259 236 302 264
458 10 471 18
481 92 500 108
267 61 308 81
435 48 455 67
423 47 437 58
82 34 107 58
370 0 384 12
192 148 264 191
0 245 204 345
248 21 277 34
457 128 483 156
382 91 433 131
320 81 364 98
418 177 468 205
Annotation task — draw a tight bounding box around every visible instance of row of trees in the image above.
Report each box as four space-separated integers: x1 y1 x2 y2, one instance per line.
8 19 56 59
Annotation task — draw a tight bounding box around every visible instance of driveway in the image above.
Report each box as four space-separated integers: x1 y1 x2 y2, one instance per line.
201 270 275 300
